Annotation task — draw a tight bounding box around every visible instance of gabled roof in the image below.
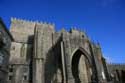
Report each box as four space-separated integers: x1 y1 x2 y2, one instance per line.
0 17 13 41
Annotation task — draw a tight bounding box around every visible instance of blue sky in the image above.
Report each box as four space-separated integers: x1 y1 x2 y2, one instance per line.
0 0 125 63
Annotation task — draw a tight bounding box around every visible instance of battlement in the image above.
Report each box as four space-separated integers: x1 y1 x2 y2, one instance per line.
11 17 55 27
10 17 55 43
10 17 55 32
11 17 34 24
70 27 85 34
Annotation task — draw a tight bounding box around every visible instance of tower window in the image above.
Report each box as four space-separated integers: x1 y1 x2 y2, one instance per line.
23 67 28 73
23 75 27 80
8 76 12 80
11 46 15 50
9 65 13 72
82 34 85 38
9 68 13 72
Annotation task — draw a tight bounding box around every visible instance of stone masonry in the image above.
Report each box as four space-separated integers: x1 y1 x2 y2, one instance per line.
0 18 124 83
7 18 110 83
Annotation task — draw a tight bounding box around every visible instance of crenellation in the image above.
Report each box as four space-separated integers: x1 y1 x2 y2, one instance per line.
11 17 34 24
60 28 66 34
70 28 87 39
70 27 79 34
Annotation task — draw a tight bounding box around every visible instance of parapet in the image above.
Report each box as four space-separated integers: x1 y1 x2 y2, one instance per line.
10 17 55 30
69 28 87 38
10 17 55 43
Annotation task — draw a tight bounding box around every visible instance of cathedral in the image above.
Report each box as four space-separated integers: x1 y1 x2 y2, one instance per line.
0 17 125 83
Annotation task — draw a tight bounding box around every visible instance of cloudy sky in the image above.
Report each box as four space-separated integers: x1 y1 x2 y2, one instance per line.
0 0 125 63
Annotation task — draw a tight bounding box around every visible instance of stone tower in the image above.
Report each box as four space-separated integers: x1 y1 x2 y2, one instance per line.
2 18 112 83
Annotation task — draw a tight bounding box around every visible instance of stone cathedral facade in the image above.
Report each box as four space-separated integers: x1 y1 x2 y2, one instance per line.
0 18 125 83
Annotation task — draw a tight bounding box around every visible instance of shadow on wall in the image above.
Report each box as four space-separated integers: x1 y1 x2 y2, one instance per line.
26 35 34 83
44 37 64 83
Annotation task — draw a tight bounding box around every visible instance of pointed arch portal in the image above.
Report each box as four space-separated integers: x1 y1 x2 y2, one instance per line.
71 48 93 83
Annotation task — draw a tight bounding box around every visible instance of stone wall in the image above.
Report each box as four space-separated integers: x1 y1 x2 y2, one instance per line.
0 18 117 83
33 23 55 83
107 64 125 82
8 42 32 83
10 18 36 43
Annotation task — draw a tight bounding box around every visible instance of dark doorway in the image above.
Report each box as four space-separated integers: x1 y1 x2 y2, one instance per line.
122 70 125 83
71 49 92 83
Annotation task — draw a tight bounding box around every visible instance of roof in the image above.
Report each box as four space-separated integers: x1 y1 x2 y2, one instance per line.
0 17 13 41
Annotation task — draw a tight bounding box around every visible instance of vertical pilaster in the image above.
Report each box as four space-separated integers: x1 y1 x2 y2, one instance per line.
33 27 44 83
63 33 74 83
33 59 44 83
33 23 55 83
90 43 102 83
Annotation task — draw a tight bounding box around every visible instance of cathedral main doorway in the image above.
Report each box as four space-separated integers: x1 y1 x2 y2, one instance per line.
71 49 92 83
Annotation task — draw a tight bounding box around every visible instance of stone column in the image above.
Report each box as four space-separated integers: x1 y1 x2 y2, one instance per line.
61 41 66 83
